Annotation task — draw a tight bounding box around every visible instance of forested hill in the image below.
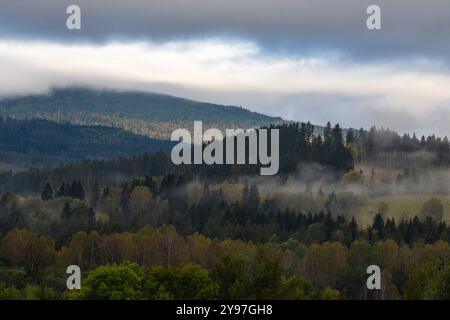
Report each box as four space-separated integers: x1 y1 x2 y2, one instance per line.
0 117 173 170
0 88 283 139
0 121 353 195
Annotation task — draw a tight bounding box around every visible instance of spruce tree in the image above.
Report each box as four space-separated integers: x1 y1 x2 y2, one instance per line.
248 183 260 209
41 183 54 201
62 202 72 220
57 182 66 197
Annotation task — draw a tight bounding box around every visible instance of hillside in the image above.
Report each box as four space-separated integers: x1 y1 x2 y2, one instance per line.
0 88 284 139
0 117 172 171
0 121 353 195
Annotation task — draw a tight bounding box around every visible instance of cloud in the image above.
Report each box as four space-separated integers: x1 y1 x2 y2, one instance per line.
1 38 450 136
1 0 450 60
2 1 450 136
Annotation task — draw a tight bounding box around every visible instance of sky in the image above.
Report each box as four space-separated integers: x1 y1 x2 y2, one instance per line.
1 0 450 136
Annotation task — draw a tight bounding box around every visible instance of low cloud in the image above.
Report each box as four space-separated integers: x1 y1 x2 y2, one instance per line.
1 38 450 136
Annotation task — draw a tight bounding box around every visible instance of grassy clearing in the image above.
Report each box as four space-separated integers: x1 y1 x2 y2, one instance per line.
357 194 450 227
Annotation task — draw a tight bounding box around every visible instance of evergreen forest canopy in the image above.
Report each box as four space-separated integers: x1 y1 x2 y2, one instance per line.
0 117 173 170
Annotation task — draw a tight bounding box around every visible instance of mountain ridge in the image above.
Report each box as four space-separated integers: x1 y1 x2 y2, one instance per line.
0 88 284 139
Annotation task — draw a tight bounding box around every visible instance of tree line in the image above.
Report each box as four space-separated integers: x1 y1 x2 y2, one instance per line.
1 226 450 300
348 126 450 168
0 121 354 196
1 172 449 247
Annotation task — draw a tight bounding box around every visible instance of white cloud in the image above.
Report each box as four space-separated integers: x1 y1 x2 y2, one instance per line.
1 38 450 136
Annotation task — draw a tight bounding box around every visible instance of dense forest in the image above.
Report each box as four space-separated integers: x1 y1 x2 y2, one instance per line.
0 117 172 170
1 173 450 300
0 122 353 195
1 115 450 300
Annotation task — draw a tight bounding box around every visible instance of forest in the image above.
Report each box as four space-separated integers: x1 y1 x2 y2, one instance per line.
1 119 450 300
0 117 172 170
0 88 282 139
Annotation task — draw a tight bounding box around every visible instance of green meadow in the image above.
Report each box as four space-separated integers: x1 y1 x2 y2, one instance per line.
357 194 450 227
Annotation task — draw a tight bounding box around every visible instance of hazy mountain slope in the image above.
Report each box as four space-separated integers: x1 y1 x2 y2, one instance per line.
0 88 283 139
0 117 172 171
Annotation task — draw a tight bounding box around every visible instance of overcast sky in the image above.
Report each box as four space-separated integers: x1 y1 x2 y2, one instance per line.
1 0 450 136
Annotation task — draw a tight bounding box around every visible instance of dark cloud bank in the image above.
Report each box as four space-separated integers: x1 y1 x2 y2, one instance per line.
1 0 450 60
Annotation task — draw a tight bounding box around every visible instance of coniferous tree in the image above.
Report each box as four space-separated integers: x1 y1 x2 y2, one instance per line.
76 180 85 201
241 181 249 205
62 202 72 220
70 180 78 198
248 183 260 209
57 183 67 197
346 129 354 145
349 217 358 242
41 183 54 201
373 213 385 239
90 181 100 208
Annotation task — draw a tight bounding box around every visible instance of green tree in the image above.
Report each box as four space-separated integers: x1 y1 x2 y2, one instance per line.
72 262 143 300
403 262 439 300
248 183 260 209
212 255 252 299
0 282 22 300
252 247 283 299
345 129 354 145
320 287 340 300
424 263 450 300
279 276 315 299
143 264 218 299
41 183 54 202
